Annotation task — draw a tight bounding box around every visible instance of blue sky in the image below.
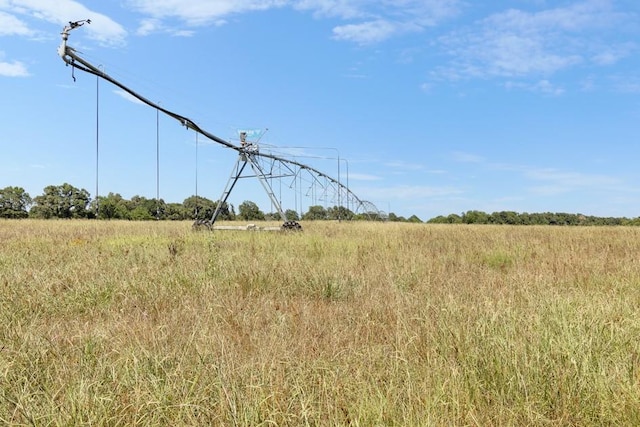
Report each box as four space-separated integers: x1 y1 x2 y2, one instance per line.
1 0 639 220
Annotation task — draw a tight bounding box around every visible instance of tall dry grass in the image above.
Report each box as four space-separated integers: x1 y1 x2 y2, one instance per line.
1 219 639 425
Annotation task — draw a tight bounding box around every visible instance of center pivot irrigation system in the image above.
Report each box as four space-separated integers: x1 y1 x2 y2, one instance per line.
58 20 381 231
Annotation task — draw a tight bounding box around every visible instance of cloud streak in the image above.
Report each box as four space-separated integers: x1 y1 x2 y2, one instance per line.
450 152 627 197
0 59 29 76
434 0 637 82
0 10 31 36
524 167 621 195
125 0 460 43
332 19 398 44
128 0 288 26
362 184 464 202
113 89 146 105
0 0 127 46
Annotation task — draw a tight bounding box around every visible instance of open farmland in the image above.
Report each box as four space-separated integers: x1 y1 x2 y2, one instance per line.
1 220 640 425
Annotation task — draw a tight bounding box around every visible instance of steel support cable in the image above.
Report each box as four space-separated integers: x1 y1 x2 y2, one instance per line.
65 51 368 207
61 50 237 150
59 24 376 216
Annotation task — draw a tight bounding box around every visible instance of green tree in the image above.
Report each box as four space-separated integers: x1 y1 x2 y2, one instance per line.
265 211 284 221
130 206 154 220
212 201 235 221
489 211 519 225
427 215 447 224
462 210 489 224
627 217 640 226
387 212 408 222
285 209 300 221
31 183 90 219
183 196 234 221
303 205 327 220
183 195 215 220
165 203 189 220
407 215 422 223
326 205 354 221
127 195 165 220
0 186 32 218
445 213 462 224
238 200 265 221
97 193 130 219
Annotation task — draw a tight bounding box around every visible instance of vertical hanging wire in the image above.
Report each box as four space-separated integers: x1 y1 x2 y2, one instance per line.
156 103 160 220
95 65 101 219
337 154 341 222
279 161 282 219
269 160 274 217
294 170 298 219
195 131 199 219
299 172 302 219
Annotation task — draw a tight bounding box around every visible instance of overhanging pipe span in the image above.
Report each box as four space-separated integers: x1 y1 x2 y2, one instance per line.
58 20 379 223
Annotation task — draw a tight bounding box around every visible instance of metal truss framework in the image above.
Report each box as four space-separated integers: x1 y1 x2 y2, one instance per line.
58 20 381 229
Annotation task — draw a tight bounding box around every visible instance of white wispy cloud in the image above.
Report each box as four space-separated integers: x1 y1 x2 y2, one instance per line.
126 0 460 42
451 151 485 163
385 160 424 171
449 156 628 200
128 0 288 26
332 19 398 44
504 79 565 95
293 0 364 20
362 184 463 201
0 59 29 76
113 89 146 105
482 160 627 199
0 50 28 76
524 167 621 195
136 18 196 36
4 0 460 45
0 0 127 46
0 11 31 36
347 173 381 181
328 0 461 44
590 42 636 66
384 161 446 176
611 75 640 94
434 0 636 81
136 18 162 36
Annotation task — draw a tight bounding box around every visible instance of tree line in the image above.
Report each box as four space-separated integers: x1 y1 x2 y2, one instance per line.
428 210 640 226
0 184 407 222
5 184 637 225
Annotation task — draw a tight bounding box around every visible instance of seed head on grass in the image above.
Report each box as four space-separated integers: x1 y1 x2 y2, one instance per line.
1 220 640 425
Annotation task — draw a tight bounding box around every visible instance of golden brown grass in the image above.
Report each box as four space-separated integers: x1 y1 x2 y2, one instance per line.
1 220 640 425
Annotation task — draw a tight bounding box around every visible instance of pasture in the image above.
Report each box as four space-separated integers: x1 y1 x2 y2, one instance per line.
1 220 639 425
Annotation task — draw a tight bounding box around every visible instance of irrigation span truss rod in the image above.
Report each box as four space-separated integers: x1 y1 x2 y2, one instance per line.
58 20 379 227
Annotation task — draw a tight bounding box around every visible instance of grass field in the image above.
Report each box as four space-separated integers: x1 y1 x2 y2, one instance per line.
1 219 640 425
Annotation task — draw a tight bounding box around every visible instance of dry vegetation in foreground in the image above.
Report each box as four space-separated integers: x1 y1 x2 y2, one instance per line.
1 219 640 425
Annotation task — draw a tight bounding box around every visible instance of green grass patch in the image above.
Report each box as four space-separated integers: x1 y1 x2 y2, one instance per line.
1 220 640 425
